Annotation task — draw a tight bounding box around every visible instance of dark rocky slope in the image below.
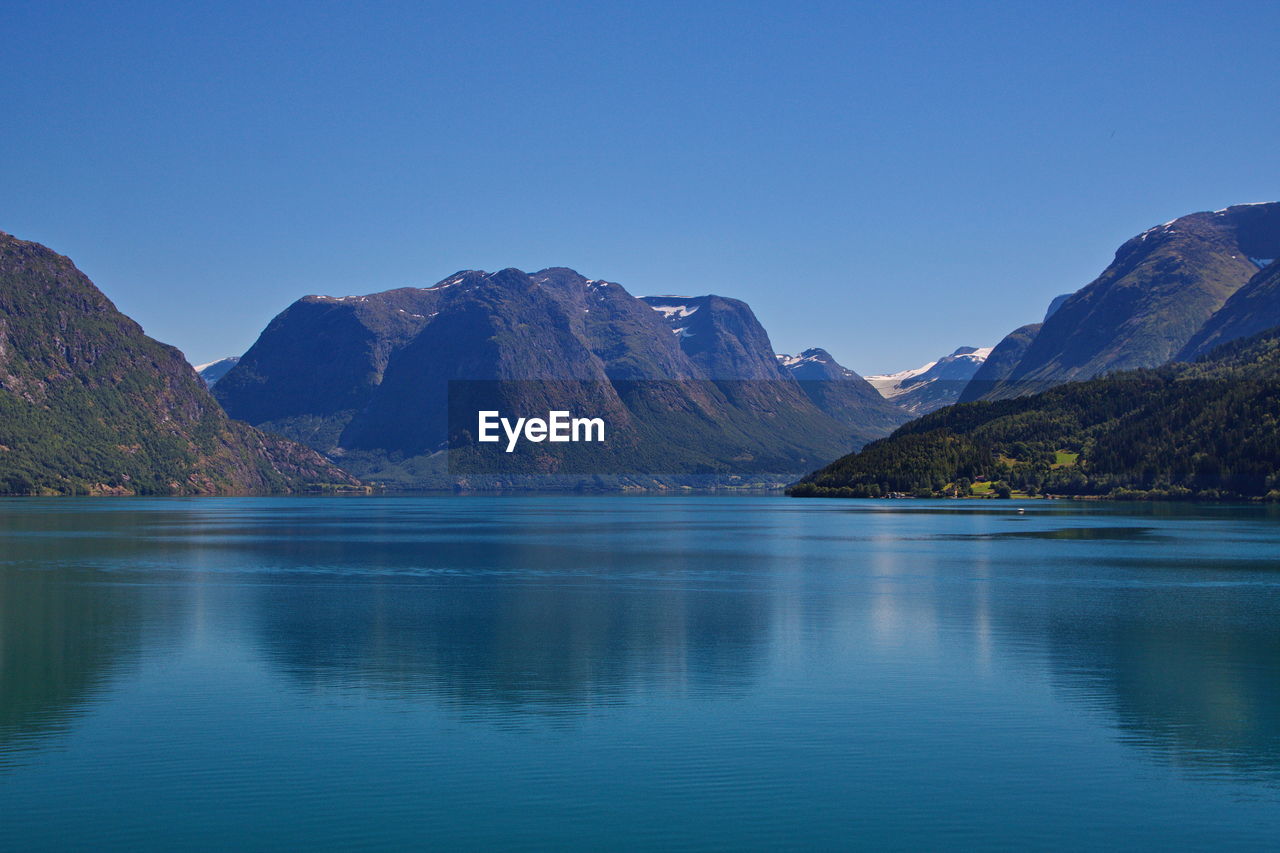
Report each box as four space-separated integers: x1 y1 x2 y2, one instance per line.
977 203 1280 399
957 324 1042 403
1177 258 1280 360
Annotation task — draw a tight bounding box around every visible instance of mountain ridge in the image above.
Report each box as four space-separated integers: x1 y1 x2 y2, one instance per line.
215 268 911 487
972 202 1280 399
774 347 910 432
792 325 1280 500
0 231 357 495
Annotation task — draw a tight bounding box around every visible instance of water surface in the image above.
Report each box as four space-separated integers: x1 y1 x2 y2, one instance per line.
2 497 1279 849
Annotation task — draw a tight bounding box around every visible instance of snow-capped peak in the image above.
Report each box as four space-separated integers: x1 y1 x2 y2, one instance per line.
193 356 240 388
866 346 992 399
958 346 993 361
865 361 937 395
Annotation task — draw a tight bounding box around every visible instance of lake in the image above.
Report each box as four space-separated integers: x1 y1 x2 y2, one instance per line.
2 496 1279 850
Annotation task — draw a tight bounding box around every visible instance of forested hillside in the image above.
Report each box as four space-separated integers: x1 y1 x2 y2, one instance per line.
791 328 1280 500
0 232 357 495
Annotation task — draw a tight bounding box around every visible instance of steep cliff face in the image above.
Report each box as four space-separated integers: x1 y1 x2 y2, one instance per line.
0 231 357 495
212 286 439 448
641 295 786 380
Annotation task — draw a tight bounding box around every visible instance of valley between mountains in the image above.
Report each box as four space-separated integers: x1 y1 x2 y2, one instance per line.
4 201 1280 495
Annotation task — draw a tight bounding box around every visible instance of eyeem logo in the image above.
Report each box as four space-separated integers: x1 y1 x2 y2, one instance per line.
477 411 606 452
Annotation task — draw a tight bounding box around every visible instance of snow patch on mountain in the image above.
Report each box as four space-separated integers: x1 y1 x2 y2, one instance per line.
194 356 240 388
865 346 993 414
648 303 699 319
776 351 831 368
865 361 938 396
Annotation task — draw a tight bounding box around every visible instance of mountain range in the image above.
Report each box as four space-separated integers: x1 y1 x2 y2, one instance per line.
791 326 1280 499
0 232 357 495
213 268 909 487
203 201 1280 492
967 202 1280 399
795 201 1280 499
6 197 1280 497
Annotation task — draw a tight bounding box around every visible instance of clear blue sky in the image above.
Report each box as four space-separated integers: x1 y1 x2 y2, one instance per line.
4 0 1278 373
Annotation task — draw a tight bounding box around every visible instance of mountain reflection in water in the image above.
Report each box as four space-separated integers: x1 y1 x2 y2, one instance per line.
1 497 1278 849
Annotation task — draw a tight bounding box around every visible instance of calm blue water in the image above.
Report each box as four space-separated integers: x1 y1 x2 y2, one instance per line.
1 496 1279 850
